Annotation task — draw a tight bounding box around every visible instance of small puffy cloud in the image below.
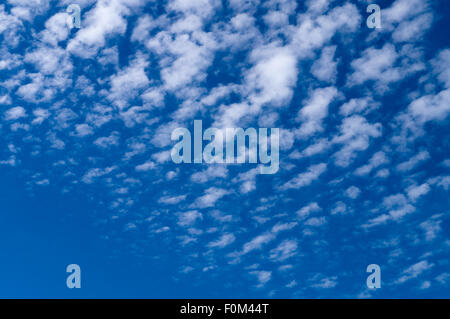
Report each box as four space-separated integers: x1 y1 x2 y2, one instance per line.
407 89 450 124
311 46 338 83
420 215 442 241
297 202 321 220
396 260 434 284
152 150 171 163
310 275 338 289
249 270 272 288
54 108 78 129
177 210 202 227
382 194 415 220
280 163 327 190
241 233 276 255
432 49 450 88
291 138 330 159
4 106 26 120
304 216 327 227
207 233 235 249
397 151 430 172
407 183 430 202
363 193 416 228
331 201 347 215
107 53 150 109
340 97 380 117
158 194 186 205
347 44 399 90
332 116 382 167
67 0 129 58
345 186 361 199
39 12 70 45
246 46 298 108
269 240 298 262
74 124 94 137
82 166 116 184
191 165 228 183
392 13 433 43
355 151 388 176
0 94 12 105
271 222 297 233
435 273 450 285
32 108 50 125
135 161 156 172
296 87 339 138
94 132 120 149
191 187 230 209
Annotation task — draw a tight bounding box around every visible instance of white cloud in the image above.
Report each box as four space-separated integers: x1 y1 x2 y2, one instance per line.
148 30 216 94
291 3 361 58
82 166 116 184
249 270 271 287
191 165 228 183
396 260 434 284
407 89 450 124
331 201 347 215
383 194 415 220
296 86 339 138
297 202 321 220
397 151 430 172
339 97 380 117
94 132 120 149
432 49 450 88
311 46 338 83
107 53 150 109
39 13 69 45
247 46 298 108
6 0 51 21
333 116 382 167
4 106 26 120
67 0 130 58
74 124 94 137
354 151 388 176
55 108 78 129
135 161 156 172
242 233 275 255
158 194 186 205
383 0 431 27
191 187 230 209
280 163 327 190
407 183 430 202
207 233 235 249
392 13 433 43
420 215 442 241
233 168 258 194
348 44 399 87
345 186 361 199
271 222 297 233
177 210 202 227
0 5 23 47
291 138 330 159
310 275 338 288
304 216 327 227
269 239 298 262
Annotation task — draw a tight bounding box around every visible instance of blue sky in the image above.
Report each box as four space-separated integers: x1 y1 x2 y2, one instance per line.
0 0 449 298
